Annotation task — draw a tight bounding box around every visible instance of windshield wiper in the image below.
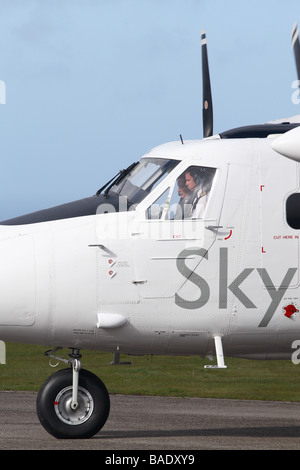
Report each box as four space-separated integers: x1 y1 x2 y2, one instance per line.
95 162 138 196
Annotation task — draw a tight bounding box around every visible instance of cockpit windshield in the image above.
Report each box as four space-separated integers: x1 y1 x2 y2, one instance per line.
109 158 179 205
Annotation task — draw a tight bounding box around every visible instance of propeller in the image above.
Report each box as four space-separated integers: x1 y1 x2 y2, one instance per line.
292 24 300 84
201 30 213 138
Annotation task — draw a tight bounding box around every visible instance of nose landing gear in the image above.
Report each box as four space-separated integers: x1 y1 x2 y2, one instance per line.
36 348 110 439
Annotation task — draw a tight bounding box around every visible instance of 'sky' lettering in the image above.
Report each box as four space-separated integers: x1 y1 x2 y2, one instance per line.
175 247 297 327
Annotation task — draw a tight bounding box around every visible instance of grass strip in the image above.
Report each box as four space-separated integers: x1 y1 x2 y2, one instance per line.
0 343 299 402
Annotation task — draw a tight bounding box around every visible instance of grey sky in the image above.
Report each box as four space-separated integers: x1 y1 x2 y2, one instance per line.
0 0 299 218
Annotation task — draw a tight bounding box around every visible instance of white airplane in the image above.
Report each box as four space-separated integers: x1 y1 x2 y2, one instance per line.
1 26 300 440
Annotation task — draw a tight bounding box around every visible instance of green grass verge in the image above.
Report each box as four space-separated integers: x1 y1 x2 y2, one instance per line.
0 342 300 402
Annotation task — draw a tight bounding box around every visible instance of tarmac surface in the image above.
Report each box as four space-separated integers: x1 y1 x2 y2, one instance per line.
0 391 300 450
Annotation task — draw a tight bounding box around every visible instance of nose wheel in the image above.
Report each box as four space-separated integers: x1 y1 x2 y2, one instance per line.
36 350 110 439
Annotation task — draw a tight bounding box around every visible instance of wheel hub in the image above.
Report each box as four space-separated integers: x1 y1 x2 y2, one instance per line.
54 386 94 425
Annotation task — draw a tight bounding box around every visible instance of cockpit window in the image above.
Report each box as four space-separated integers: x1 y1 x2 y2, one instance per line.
175 166 216 219
110 158 179 205
147 165 216 220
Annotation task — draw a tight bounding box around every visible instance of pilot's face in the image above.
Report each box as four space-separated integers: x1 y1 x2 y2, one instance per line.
185 172 196 190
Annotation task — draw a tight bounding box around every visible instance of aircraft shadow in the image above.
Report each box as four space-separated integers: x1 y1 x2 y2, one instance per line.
95 426 300 439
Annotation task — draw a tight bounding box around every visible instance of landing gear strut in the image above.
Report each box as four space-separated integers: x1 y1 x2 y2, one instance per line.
36 348 110 439
68 349 81 411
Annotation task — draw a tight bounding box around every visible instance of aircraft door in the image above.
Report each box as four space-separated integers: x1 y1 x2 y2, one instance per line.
95 212 140 306
132 164 223 299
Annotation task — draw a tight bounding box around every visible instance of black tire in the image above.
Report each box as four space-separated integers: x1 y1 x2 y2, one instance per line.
36 368 110 439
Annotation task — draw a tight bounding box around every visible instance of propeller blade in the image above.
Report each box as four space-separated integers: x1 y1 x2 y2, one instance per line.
201 30 213 138
292 23 300 84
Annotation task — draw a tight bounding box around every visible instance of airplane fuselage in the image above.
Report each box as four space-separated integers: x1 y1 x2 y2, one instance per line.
0 130 299 361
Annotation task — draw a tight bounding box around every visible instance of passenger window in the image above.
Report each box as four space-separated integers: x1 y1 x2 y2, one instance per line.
286 193 300 229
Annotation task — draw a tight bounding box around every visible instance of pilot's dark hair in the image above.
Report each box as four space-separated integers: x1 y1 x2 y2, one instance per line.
186 166 205 185
177 174 187 188
186 166 216 188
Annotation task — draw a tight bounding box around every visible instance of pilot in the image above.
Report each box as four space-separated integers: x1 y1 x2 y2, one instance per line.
185 168 210 218
175 175 191 219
